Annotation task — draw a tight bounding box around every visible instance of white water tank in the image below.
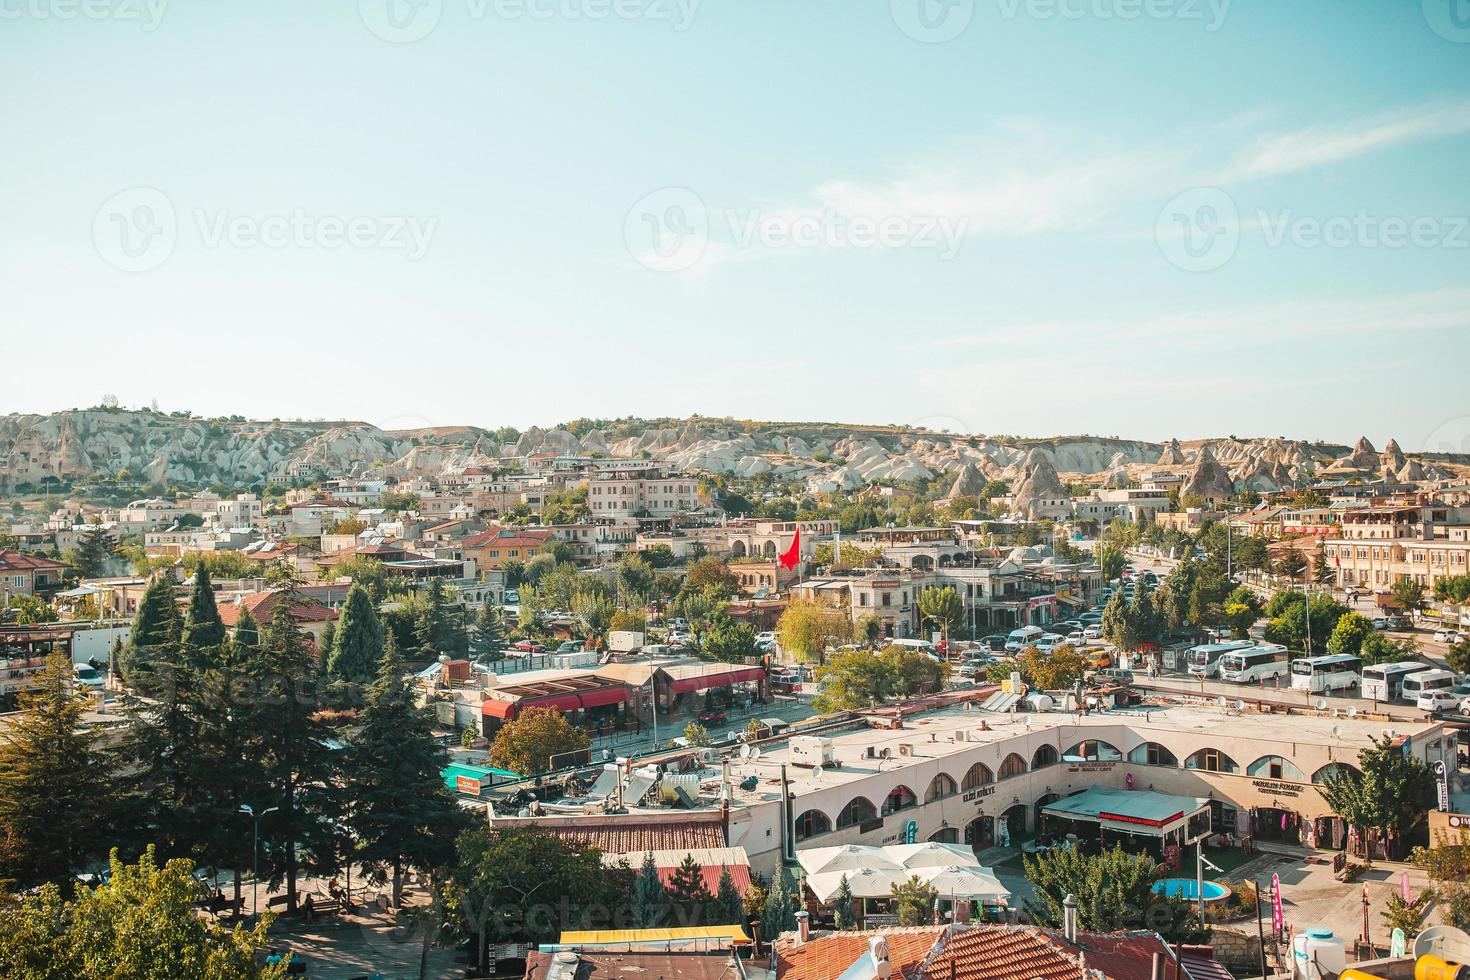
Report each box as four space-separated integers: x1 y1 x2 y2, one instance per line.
1292 928 1345 979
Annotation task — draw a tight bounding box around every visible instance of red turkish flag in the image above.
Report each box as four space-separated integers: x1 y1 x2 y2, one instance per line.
778 527 801 571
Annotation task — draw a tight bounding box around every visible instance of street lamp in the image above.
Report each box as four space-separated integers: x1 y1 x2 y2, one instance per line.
239 803 279 918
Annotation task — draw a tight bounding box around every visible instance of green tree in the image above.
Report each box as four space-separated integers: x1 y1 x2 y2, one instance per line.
813 645 946 713
1326 612 1373 657
341 645 468 906
0 652 114 891
1446 639 1470 676
1311 541 1336 587
1359 631 1421 667
1274 550 1308 584
761 866 797 938
633 851 668 928
703 617 758 664
775 599 852 664
502 558 526 589
832 874 856 930
1318 735 1436 861
667 853 713 926
573 592 616 649
470 602 506 661
1023 843 1200 941
917 586 964 642
712 867 744 926
1411 828 1470 930
120 575 180 683
0 847 287 979
233 606 260 650
487 706 589 776
1382 890 1434 940
616 554 657 609
685 556 739 597
242 593 339 911
330 555 391 597
891 875 938 926
70 524 118 579
1097 545 1127 582
182 563 226 652
1222 586 1263 639
327 583 386 681
415 578 466 658
1100 591 1138 651
1391 577 1426 619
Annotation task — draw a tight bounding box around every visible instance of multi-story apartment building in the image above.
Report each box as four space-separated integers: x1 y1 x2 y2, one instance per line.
587 465 698 518
1324 496 1470 591
1070 487 1172 524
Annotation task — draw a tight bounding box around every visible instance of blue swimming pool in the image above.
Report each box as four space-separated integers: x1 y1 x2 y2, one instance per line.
1152 879 1230 902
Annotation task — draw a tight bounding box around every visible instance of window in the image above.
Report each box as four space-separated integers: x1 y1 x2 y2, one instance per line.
1247 756 1306 782
960 762 993 790
835 796 877 829
881 785 918 816
1185 748 1238 774
1031 744 1059 769
1311 763 1360 785
794 809 831 841
925 773 958 802
1127 742 1178 767
1063 740 1122 762
998 753 1028 779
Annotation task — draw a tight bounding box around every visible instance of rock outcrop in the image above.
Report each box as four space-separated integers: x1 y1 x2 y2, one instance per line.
1180 448 1235 501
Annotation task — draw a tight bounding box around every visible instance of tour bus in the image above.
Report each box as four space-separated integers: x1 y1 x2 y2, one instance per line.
1186 640 1258 678
1289 654 1362 694
1360 661 1434 702
1005 626 1045 653
1400 668 1457 702
1218 644 1290 683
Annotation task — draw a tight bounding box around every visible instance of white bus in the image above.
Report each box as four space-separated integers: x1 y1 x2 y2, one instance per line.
1400 668 1457 702
1360 661 1433 702
1289 654 1362 694
1219 644 1290 683
1186 640 1257 678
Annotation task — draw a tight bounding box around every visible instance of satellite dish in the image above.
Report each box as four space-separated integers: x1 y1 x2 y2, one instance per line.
1331 725 1341 739
1346 706 1358 718
1234 700 1246 711
881 747 892 759
963 701 974 712
1023 715 1033 728
740 744 753 760
811 766 824 782
1216 696 1227 707
1315 699 1328 711
749 747 762 761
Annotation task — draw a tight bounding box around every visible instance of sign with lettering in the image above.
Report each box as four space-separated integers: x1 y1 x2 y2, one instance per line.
455 775 481 796
1401 872 1411 902
905 820 918 845
963 786 996 803
1434 761 1450 813
1067 762 1117 774
1099 810 1183 829
1448 814 1470 830
1251 779 1304 797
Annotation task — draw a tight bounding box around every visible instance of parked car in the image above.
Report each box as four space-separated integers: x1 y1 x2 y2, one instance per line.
556 640 585 654
73 664 105 689
956 662 982 678
976 634 1009 652
1373 618 1393 631
667 617 689 630
1079 613 1103 625
1083 625 1104 639
755 631 776 644
1417 689 1461 713
1434 628 1467 644
1065 631 1085 645
513 640 543 653
503 589 520 604
1089 667 1134 686
669 630 692 645
698 710 728 725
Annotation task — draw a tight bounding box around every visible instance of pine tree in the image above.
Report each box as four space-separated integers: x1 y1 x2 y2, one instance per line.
121 575 180 683
832 874 855 930
712 866 744 926
470 603 505 662
0 652 116 890
234 606 260 650
666 853 712 926
632 851 667 927
341 643 468 906
183 563 226 653
415 578 466 658
327 583 386 682
71 525 117 579
242 590 339 912
761 866 798 938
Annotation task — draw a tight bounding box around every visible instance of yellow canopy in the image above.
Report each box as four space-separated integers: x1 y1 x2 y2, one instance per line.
559 925 751 945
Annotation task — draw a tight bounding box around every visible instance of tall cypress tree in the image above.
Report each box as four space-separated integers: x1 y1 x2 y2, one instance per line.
71 525 117 579
341 644 467 906
233 606 260 650
243 591 338 912
0 653 116 890
327 583 386 682
667 853 712 926
121 576 180 683
713 867 744 926
183 563 226 652
761 866 797 938
470 603 505 662
415 578 467 659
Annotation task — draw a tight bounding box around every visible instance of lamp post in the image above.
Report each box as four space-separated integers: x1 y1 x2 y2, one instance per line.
239 803 279 918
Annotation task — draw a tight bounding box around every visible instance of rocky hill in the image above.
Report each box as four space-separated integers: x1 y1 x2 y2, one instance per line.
0 410 1462 493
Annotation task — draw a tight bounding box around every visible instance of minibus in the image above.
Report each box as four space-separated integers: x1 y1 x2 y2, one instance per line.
1219 644 1290 683
1289 654 1361 694
1186 640 1257 678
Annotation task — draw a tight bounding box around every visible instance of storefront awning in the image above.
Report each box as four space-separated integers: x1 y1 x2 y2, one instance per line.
668 666 764 695
1043 787 1209 837
577 687 628 709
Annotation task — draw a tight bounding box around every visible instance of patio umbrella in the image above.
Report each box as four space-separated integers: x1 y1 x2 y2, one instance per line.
918 867 1011 903
804 866 906 903
798 844 900 876
889 842 978 870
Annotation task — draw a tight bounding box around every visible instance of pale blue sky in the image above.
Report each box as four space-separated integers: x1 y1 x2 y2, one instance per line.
3 0 1468 450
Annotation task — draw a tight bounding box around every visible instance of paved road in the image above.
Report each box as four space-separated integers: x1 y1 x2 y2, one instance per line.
1135 673 1434 723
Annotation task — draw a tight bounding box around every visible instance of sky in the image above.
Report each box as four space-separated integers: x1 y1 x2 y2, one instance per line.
2 0 1469 451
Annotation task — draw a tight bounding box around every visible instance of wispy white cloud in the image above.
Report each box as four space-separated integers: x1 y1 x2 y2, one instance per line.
1221 100 1470 181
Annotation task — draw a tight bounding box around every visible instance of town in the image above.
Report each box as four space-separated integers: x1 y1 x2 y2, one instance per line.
1 410 1469 979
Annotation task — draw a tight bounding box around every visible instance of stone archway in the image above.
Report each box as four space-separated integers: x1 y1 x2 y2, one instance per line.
1001 804 1028 842
731 540 747 557
964 815 995 852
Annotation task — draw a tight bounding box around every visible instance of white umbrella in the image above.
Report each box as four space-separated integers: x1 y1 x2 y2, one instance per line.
805 866 906 903
918 867 1011 903
888 842 977 870
797 844 900 876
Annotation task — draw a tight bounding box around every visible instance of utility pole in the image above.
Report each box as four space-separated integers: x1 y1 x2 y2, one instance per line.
239 803 279 919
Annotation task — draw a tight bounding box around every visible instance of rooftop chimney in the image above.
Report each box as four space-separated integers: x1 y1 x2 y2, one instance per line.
1062 894 1078 943
795 910 810 944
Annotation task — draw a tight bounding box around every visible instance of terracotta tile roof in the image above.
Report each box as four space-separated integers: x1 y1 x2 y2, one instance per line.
526 950 733 980
217 591 337 627
777 928 946 980
465 526 556 549
534 819 726 856
919 925 1173 980
0 550 68 572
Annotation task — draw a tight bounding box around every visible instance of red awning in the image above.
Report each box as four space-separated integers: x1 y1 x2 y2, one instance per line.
522 693 583 713
670 666 765 695
481 699 517 719
577 687 628 709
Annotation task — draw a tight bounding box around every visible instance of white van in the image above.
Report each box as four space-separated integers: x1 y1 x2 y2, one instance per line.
1186 640 1257 678
1218 644 1289 683
1006 626 1045 653
890 638 938 658
1401 668 1457 702
1360 661 1433 702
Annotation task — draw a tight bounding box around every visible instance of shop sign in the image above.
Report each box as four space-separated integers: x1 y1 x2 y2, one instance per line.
1251 779 1303 797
